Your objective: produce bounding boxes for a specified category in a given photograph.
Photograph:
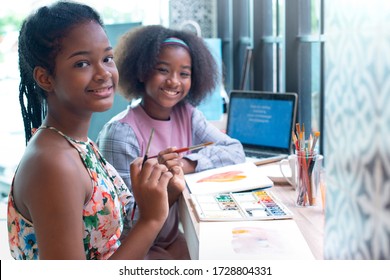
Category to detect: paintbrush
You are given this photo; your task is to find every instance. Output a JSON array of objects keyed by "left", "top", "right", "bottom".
[
  {"left": 148, "top": 142, "right": 214, "bottom": 159},
  {"left": 131, "top": 128, "right": 155, "bottom": 224},
  {"left": 292, "top": 132, "right": 299, "bottom": 150},
  {"left": 142, "top": 128, "right": 155, "bottom": 165},
  {"left": 311, "top": 131, "right": 320, "bottom": 153}
]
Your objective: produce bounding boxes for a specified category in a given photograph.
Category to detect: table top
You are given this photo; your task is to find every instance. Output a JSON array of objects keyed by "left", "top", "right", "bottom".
[
  {"left": 180, "top": 182, "right": 325, "bottom": 260},
  {"left": 270, "top": 185, "right": 325, "bottom": 259}
]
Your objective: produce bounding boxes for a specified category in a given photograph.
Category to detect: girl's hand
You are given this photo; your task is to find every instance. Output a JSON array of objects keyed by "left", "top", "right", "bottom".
[
  {"left": 157, "top": 147, "right": 186, "bottom": 204},
  {"left": 156, "top": 147, "right": 182, "bottom": 169},
  {"left": 167, "top": 166, "right": 185, "bottom": 205},
  {"left": 130, "top": 157, "right": 172, "bottom": 226}
]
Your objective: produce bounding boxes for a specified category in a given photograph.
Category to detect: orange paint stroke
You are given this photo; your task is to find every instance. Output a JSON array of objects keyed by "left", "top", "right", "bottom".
[{"left": 196, "top": 170, "right": 247, "bottom": 183}]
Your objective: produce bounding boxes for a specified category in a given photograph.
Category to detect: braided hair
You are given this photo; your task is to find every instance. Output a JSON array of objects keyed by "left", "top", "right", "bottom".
[{"left": 18, "top": 1, "right": 104, "bottom": 144}]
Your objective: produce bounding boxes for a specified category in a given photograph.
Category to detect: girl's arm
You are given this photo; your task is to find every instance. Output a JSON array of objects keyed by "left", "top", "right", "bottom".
[
  {"left": 109, "top": 158, "right": 171, "bottom": 259},
  {"left": 97, "top": 121, "right": 139, "bottom": 190},
  {"left": 16, "top": 146, "right": 92, "bottom": 259},
  {"left": 184, "top": 108, "right": 246, "bottom": 172}
]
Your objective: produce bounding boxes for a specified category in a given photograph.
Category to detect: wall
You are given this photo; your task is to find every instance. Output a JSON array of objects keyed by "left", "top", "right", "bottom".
[
  {"left": 324, "top": 0, "right": 390, "bottom": 259},
  {"left": 169, "top": 0, "right": 217, "bottom": 37}
]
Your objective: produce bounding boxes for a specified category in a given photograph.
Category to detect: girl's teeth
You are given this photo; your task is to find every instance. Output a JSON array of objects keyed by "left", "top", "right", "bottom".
[{"left": 164, "top": 90, "right": 177, "bottom": 95}]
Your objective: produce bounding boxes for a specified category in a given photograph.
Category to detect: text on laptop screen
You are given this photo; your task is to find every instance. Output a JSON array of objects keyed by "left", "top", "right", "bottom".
[{"left": 227, "top": 96, "right": 294, "bottom": 149}]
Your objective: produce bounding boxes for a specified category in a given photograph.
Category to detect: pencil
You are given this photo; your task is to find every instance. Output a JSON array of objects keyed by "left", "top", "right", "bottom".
[
  {"left": 148, "top": 142, "right": 214, "bottom": 159},
  {"left": 131, "top": 128, "right": 155, "bottom": 224}
]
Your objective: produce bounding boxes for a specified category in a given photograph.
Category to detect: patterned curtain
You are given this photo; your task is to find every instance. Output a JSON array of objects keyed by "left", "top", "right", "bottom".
[{"left": 324, "top": 0, "right": 390, "bottom": 259}]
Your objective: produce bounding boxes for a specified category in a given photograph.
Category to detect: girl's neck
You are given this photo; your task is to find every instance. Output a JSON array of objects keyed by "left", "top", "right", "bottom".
[
  {"left": 43, "top": 113, "right": 90, "bottom": 142},
  {"left": 140, "top": 100, "right": 172, "bottom": 121}
]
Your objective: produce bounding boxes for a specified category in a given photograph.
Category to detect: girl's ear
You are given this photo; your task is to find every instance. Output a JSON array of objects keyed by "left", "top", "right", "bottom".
[{"left": 33, "top": 66, "right": 54, "bottom": 93}]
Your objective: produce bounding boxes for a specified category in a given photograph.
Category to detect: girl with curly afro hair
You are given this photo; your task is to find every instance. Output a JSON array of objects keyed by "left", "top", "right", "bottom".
[{"left": 97, "top": 25, "right": 245, "bottom": 260}]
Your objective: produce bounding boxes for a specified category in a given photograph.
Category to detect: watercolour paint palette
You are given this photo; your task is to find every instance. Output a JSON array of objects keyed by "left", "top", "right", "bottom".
[{"left": 190, "top": 190, "right": 293, "bottom": 222}]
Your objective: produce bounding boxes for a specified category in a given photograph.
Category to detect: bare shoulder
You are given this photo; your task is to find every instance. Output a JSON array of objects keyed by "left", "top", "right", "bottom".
[
  {"left": 13, "top": 130, "right": 91, "bottom": 221},
  {"left": 11, "top": 130, "right": 92, "bottom": 258}
]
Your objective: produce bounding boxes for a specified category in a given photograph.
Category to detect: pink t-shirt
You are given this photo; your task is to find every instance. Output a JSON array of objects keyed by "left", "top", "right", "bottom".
[
  {"left": 119, "top": 103, "right": 194, "bottom": 158},
  {"left": 117, "top": 102, "right": 193, "bottom": 259}
]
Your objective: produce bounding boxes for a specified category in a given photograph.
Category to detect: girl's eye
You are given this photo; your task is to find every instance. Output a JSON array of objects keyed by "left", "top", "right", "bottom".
[
  {"left": 156, "top": 67, "right": 168, "bottom": 73},
  {"left": 104, "top": 56, "right": 114, "bottom": 63},
  {"left": 75, "top": 61, "right": 89, "bottom": 68},
  {"left": 181, "top": 72, "right": 191, "bottom": 77}
]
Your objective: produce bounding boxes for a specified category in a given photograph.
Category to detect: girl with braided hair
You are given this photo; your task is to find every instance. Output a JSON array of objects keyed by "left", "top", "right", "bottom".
[{"left": 7, "top": 1, "right": 172, "bottom": 260}]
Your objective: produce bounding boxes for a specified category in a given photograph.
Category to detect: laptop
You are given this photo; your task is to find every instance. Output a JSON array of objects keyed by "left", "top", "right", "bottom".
[{"left": 226, "top": 90, "right": 298, "bottom": 165}]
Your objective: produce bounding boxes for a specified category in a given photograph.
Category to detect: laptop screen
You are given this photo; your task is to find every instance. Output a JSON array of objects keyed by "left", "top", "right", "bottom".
[{"left": 226, "top": 91, "right": 297, "bottom": 153}]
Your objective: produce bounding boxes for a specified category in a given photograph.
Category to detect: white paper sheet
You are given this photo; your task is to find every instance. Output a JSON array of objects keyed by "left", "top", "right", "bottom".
[{"left": 198, "top": 219, "right": 314, "bottom": 260}]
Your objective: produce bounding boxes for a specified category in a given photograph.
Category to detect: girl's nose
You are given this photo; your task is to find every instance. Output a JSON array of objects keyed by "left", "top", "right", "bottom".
[
  {"left": 95, "top": 67, "right": 112, "bottom": 82},
  {"left": 166, "top": 74, "right": 179, "bottom": 86}
]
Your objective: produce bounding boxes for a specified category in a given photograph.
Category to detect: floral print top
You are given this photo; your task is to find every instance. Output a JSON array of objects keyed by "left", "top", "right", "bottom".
[{"left": 7, "top": 126, "right": 132, "bottom": 260}]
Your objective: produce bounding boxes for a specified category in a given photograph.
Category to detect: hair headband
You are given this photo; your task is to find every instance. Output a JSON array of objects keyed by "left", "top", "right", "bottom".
[{"left": 161, "top": 37, "right": 190, "bottom": 51}]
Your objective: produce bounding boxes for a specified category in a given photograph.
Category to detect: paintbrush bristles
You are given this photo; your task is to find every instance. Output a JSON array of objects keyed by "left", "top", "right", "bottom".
[
  {"left": 186, "top": 142, "right": 213, "bottom": 151},
  {"left": 311, "top": 131, "right": 320, "bottom": 152},
  {"left": 294, "top": 122, "right": 320, "bottom": 153},
  {"left": 296, "top": 123, "right": 301, "bottom": 136}
]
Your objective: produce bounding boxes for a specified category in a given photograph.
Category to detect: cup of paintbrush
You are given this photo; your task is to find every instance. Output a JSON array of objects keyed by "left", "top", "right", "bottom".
[{"left": 295, "top": 150, "right": 323, "bottom": 207}]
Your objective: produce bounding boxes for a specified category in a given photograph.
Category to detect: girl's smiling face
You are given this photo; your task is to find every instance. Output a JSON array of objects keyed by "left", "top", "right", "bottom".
[
  {"left": 46, "top": 21, "right": 118, "bottom": 116},
  {"left": 142, "top": 45, "right": 192, "bottom": 120}
]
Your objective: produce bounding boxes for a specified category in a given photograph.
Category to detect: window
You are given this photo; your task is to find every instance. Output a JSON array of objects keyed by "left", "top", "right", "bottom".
[
  {"left": 287, "top": 0, "right": 324, "bottom": 145},
  {"left": 217, "top": 0, "right": 324, "bottom": 154}
]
